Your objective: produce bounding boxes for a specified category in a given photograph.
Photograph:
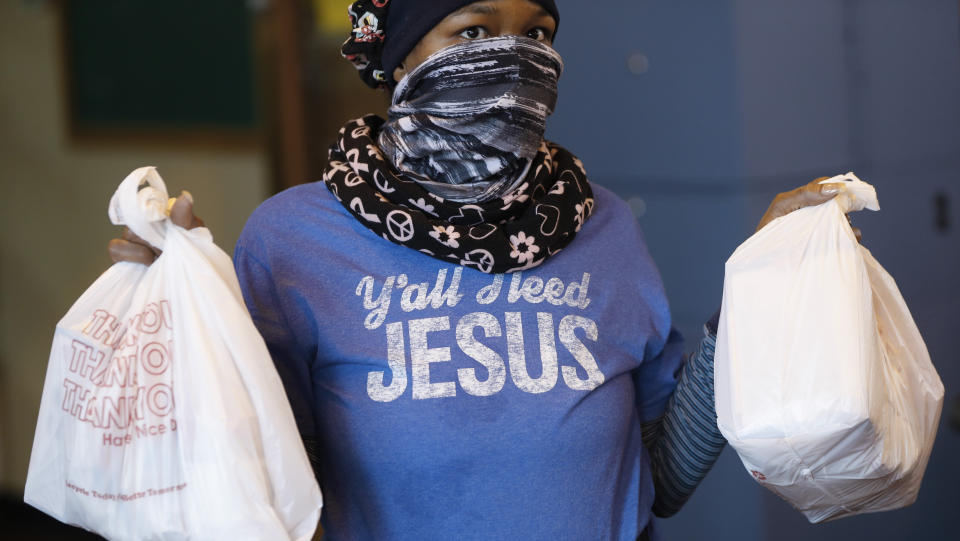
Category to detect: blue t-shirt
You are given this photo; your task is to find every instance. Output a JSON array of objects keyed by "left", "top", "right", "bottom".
[{"left": 234, "top": 182, "right": 685, "bottom": 540}]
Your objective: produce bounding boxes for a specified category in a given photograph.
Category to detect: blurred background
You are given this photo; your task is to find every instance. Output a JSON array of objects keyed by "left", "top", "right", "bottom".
[{"left": 0, "top": 0, "right": 957, "bottom": 539}]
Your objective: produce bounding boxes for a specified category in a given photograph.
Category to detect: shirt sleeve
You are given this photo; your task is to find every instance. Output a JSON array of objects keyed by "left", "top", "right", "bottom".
[
  {"left": 233, "top": 242, "right": 319, "bottom": 458},
  {"left": 641, "top": 325, "right": 727, "bottom": 518},
  {"left": 633, "top": 327, "right": 686, "bottom": 423}
]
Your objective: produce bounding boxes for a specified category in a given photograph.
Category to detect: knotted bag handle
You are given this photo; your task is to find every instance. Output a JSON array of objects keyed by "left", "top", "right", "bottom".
[
  {"left": 819, "top": 172, "right": 880, "bottom": 214},
  {"left": 108, "top": 166, "right": 170, "bottom": 251}
]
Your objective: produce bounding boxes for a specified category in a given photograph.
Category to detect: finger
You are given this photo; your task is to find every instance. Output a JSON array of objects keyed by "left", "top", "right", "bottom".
[
  {"left": 777, "top": 179, "right": 838, "bottom": 211},
  {"left": 846, "top": 213, "right": 864, "bottom": 243},
  {"left": 108, "top": 238, "right": 157, "bottom": 265},
  {"left": 757, "top": 178, "right": 838, "bottom": 232},
  {"left": 757, "top": 192, "right": 796, "bottom": 230},
  {"left": 122, "top": 227, "right": 161, "bottom": 256},
  {"left": 169, "top": 191, "right": 199, "bottom": 229},
  {"left": 799, "top": 180, "right": 845, "bottom": 206},
  {"left": 756, "top": 204, "right": 776, "bottom": 231}
]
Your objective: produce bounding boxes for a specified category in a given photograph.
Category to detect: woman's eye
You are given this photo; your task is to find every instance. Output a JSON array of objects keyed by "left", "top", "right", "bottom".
[
  {"left": 459, "top": 26, "right": 488, "bottom": 40},
  {"left": 527, "top": 27, "right": 551, "bottom": 42}
]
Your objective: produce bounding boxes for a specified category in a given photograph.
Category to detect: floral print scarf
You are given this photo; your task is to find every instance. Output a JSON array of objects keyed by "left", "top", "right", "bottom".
[{"left": 322, "top": 115, "right": 595, "bottom": 274}]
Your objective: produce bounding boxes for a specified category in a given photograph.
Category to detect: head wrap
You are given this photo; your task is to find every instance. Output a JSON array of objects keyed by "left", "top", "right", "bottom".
[{"left": 341, "top": 0, "right": 560, "bottom": 89}]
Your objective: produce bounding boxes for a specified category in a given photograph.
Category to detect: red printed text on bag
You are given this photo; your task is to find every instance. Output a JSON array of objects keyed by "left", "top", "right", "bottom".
[{"left": 59, "top": 301, "right": 177, "bottom": 444}]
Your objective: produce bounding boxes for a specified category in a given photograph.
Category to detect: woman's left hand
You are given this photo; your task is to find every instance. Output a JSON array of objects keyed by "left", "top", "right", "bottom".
[{"left": 756, "top": 177, "right": 863, "bottom": 241}]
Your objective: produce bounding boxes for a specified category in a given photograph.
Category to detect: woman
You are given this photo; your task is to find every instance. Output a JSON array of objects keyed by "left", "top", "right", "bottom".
[{"left": 110, "top": 1, "right": 847, "bottom": 539}]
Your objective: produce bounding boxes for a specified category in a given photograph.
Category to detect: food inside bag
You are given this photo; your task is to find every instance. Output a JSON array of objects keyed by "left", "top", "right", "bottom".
[
  {"left": 714, "top": 173, "right": 944, "bottom": 523},
  {"left": 24, "top": 167, "right": 322, "bottom": 540}
]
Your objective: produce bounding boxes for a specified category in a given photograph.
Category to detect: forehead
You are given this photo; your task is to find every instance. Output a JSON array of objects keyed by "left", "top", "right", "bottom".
[{"left": 449, "top": 0, "right": 554, "bottom": 20}]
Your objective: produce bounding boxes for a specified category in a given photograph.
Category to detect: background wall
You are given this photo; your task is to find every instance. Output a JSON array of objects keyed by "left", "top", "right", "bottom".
[
  {"left": 550, "top": 1, "right": 959, "bottom": 540},
  {"left": 0, "top": 0, "right": 269, "bottom": 493}
]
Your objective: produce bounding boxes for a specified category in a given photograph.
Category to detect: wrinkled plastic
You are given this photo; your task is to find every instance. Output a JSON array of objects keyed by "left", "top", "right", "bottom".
[
  {"left": 25, "top": 167, "right": 322, "bottom": 540},
  {"left": 714, "top": 173, "right": 944, "bottom": 523},
  {"left": 819, "top": 172, "right": 880, "bottom": 213}
]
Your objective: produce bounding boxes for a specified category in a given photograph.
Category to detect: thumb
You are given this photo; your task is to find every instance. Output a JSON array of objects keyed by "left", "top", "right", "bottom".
[
  {"left": 808, "top": 176, "right": 844, "bottom": 199},
  {"left": 168, "top": 191, "right": 202, "bottom": 229}
]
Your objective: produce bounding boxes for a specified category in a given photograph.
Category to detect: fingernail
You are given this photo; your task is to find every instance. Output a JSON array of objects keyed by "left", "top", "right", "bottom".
[
  {"left": 821, "top": 184, "right": 840, "bottom": 195},
  {"left": 180, "top": 190, "right": 194, "bottom": 204}
]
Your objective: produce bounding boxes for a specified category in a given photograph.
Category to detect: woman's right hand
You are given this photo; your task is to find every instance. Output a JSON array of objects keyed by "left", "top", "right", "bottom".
[{"left": 107, "top": 191, "right": 204, "bottom": 265}]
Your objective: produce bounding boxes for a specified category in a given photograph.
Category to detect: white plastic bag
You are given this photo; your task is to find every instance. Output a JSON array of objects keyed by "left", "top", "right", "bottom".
[
  {"left": 25, "top": 167, "right": 322, "bottom": 540},
  {"left": 714, "top": 173, "right": 944, "bottom": 523}
]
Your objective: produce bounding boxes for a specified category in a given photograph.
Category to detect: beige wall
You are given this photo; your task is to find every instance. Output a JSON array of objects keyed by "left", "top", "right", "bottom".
[{"left": 0, "top": 2, "right": 270, "bottom": 491}]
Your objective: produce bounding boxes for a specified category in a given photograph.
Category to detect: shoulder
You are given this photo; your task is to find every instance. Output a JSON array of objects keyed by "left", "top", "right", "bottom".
[
  {"left": 242, "top": 182, "right": 341, "bottom": 235},
  {"left": 566, "top": 181, "right": 666, "bottom": 301},
  {"left": 589, "top": 182, "right": 635, "bottom": 225},
  {"left": 579, "top": 182, "right": 649, "bottom": 252},
  {"left": 234, "top": 181, "right": 378, "bottom": 279},
  {"left": 236, "top": 182, "right": 347, "bottom": 256}
]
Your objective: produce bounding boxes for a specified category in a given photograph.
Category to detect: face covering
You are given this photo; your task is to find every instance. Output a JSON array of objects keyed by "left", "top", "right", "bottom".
[{"left": 378, "top": 36, "right": 563, "bottom": 203}]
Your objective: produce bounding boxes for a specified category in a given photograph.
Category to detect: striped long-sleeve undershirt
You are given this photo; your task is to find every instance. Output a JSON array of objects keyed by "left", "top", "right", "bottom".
[{"left": 641, "top": 323, "right": 727, "bottom": 518}]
